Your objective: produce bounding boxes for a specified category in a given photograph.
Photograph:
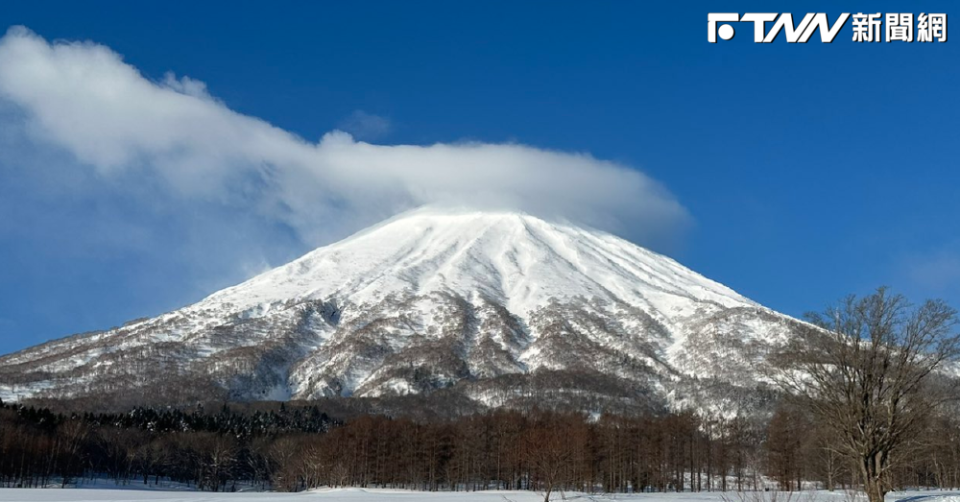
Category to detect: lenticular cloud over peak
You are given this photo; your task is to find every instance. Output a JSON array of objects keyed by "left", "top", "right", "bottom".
[{"left": 0, "top": 26, "right": 689, "bottom": 249}]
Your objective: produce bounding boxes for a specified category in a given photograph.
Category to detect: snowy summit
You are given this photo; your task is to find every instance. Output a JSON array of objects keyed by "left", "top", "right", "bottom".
[{"left": 0, "top": 209, "right": 807, "bottom": 412}]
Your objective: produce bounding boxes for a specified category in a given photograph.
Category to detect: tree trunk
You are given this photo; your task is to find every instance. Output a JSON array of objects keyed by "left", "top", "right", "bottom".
[
  {"left": 861, "top": 456, "right": 888, "bottom": 502},
  {"left": 865, "top": 478, "right": 886, "bottom": 502}
]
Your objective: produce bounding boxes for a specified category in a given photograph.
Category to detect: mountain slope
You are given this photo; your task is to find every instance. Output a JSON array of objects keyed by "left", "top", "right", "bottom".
[{"left": 0, "top": 208, "right": 805, "bottom": 412}]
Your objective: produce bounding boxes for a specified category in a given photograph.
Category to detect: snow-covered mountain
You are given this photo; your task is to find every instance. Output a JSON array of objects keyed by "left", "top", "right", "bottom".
[{"left": 0, "top": 208, "right": 807, "bottom": 412}]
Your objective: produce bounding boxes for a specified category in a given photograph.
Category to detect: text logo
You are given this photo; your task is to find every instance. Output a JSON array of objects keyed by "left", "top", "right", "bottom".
[{"left": 708, "top": 13, "right": 947, "bottom": 43}]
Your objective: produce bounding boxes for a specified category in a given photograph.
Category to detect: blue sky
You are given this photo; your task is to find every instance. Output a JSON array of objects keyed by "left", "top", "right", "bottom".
[{"left": 0, "top": 1, "right": 958, "bottom": 354}]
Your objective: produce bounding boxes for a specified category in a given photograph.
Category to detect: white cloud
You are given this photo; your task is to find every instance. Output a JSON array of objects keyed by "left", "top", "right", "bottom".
[
  {"left": 0, "top": 26, "right": 689, "bottom": 259},
  {"left": 338, "top": 110, "right": 392, "bottom": 140}
]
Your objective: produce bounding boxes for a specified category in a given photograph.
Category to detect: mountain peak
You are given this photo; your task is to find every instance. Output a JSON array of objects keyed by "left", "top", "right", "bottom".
[
  {"left": 0, "top": 207, "right": 794, "bottom": 410},
  {"left": 198, "top": 207, "right": 754, "bottom": 321}
]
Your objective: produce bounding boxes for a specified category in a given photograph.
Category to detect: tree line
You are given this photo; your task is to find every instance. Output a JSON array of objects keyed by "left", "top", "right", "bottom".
[
  {"left": 2, "top": 398, "right": 960, "bottom": 495},
  {"left": 0, "top": 401, "right": 336, "bottom": 491}
]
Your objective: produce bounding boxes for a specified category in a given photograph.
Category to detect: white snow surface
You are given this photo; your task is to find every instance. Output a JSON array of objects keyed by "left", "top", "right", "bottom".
[
  {"left": 0, "top": 488, "right": 952, "bottom": 502},
  {"left": 196, "top": 207, "right": 755, "bottom": 333}
]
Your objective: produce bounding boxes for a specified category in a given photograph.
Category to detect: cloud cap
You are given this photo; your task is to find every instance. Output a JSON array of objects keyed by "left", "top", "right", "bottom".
[{"left": 0, "top": 26, "right": 689, "bottom": 251}]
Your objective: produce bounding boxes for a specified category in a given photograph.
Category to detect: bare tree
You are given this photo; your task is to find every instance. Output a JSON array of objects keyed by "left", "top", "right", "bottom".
[
  {"left": 774, "top": 288, "right": 960, "bottom": 502},
  {"left": 523, "top": 419, "right": 573, "bottom": 502}
]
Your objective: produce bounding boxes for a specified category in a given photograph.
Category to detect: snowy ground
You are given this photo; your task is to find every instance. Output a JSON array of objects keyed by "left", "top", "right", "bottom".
[{"left": 0, "top": 489, "right": 957, "bottom": 502}]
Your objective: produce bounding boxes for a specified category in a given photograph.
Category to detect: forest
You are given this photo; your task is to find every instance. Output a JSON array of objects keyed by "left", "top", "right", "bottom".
[
  {"left": 3, "top": 289, "right": 959, "bottom": 501},
  {"left": 3, "top": 398, "right": 960, "bottom": 495}
]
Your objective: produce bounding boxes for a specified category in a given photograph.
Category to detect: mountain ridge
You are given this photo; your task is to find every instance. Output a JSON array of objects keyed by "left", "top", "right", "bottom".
[{"left": 0, "top": 208, "right": 803, "bottom": 413}]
